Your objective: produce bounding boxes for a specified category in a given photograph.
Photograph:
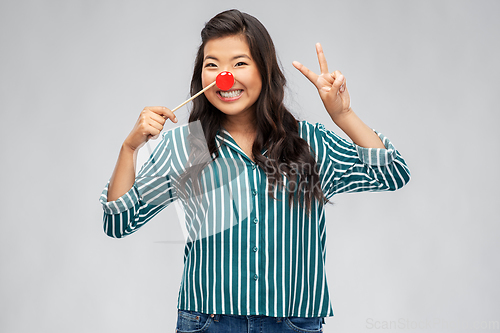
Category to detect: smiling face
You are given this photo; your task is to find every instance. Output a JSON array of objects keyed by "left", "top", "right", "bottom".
[{"left": 202, "top": 35, "right": 262, "bottom": 124}]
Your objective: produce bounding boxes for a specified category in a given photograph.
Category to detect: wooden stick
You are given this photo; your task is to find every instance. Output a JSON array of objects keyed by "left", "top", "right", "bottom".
[{"left": 171, "top": 81, "right": 216, "bottom": 112}]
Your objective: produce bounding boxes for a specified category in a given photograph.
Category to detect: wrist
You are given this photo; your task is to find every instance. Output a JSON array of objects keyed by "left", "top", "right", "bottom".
[
  {"left": 329, "top": 107, "right": 354, "bottom": 125},
  {"left": 121, "top": 141, "right": 139, "bottom": 155}
]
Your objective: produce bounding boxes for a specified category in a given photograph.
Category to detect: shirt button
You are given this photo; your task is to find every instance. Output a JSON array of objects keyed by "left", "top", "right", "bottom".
[
  {"left": 253, "top": 246, "right": 258, "bottom": 252},
  {"left": 253, "top": 274, "right": 258, "bottom": 280},
  {"left": 251, "top": 164, "right": 256, "bottom": 170},
  {"left": 252, "top": 190, "right": 257, "bottom": 196},
  {"left": 253, "top": 218, "right": 258, "bottom": 224}
]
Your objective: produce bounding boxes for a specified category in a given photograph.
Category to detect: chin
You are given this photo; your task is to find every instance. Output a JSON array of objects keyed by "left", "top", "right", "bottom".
[
  {"left": 210, "top": 102, "right": 242, "bottom": 115},
  {"left": 217, "top": 108, "right": 243, "bottom": 117}
]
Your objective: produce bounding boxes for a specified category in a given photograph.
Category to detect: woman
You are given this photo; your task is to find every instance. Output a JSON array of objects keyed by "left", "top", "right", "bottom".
[{"left": 100, "top": 9, "right": 410, "bottom": 333}]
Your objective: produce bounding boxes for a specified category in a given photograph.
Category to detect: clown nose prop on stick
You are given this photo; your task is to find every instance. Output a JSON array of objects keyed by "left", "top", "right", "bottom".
[{"left": 171, "top": 71, "right": 234, "bottom": 112}]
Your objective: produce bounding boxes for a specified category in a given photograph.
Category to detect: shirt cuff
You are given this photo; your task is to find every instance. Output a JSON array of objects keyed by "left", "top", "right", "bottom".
[
  {"left": 355, "top": 130, "right": 397, "bottom": 166},
  {"left": 99, "top": 180, "right": 140, "bottom": 215}
]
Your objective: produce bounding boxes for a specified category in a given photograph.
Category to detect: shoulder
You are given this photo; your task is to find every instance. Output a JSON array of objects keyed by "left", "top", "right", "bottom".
[
  {"left": 297, "top": 120, "right": 337, "bottom": 143},
  {"left": 162, "top": 123, "right": 190, "bottom": 137},
  {"left": 161, "top": 123, "right": 191, "bottom": 143},
  {"left": 297, "top": 119, "right": 315, "bottom": 131},
  {"left": 297, "top": 120, "right": 315, "bottom": 139}
]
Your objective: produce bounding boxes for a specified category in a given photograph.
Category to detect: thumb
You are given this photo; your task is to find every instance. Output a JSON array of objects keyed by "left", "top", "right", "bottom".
[{"left": 330, "top": 73, "right": 344, "bottom": 94}]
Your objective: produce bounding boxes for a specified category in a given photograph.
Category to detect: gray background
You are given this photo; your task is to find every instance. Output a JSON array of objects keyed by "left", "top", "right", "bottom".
[{"left": 1, "top": 0, "right": 499, "bottom": 332}]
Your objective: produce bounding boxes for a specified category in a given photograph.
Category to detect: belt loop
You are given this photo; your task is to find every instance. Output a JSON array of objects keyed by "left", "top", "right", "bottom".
[
  {"left": 276, "top": 317, "right": 282, "bottom": 323},
  {"left": 211, "top": 314, "right": 220, "bottom": 322},
  {"left": 321, "top": 317, "right": 325, "bottom": 324}
]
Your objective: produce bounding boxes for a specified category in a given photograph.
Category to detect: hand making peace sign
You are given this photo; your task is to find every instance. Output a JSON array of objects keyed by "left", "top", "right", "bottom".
[{"left": 293, "top": 43, "right": 351, "bottom": 119}]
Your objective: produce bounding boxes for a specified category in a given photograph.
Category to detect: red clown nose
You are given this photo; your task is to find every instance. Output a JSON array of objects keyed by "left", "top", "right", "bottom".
[{"left": 216, "top": 71, "right": 234, "bottom": 90}]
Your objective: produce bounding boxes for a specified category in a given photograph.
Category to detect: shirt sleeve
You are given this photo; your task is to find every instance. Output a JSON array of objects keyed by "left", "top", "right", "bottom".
[
  {"left": 314, "top": 122, "right": 411, "bottom": 200},
  {"left": 99, "top": 130, "right": 178, "bottom": 238}
]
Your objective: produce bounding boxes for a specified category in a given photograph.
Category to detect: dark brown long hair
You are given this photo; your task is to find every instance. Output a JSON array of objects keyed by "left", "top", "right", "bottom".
[{"left": 178, "top": 9, "right": 329, "bottom": 213}]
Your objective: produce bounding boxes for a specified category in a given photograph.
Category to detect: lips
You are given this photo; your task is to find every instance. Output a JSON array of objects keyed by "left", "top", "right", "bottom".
[{"left": 217, "top": 89, "right": 243, "bottom": 102}]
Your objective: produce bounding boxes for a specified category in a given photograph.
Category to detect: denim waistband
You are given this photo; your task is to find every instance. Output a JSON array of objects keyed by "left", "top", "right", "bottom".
[{"left": 208, "top": 313, "right": 325, "bottom": 324}]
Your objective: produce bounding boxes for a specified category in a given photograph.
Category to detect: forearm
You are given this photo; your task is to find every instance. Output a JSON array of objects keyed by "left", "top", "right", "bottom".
[
  {"left": 107, "top": 144, "right": 138, "bottom": 202},
  {"left": 329, "top": 108, "right": 385, "bottom": 149}
]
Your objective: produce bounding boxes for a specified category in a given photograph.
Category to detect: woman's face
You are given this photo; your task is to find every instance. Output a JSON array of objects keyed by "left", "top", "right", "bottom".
[{"left": 202, "top": 35, "right": 262, "bottom": 120}]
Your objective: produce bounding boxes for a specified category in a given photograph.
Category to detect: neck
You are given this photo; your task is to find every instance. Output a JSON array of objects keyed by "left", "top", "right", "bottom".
[{"left": 222, "top": 110, "right": 257, "bottom": 135}]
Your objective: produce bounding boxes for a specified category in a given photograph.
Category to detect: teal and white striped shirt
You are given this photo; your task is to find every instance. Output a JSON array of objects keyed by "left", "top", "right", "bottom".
[{"left": 100, "top": 120, "right": 410, "bottom": 318}]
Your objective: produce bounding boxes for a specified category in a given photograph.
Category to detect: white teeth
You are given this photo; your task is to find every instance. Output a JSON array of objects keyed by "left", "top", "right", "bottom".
[{"left": 219, "top": 90, "right": 242, "bottom": 98}]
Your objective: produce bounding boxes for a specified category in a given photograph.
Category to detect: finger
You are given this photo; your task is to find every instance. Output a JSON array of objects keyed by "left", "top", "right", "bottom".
[
  {"left": 331, "top": 72, "right": 345, "bottom": 94},
  {"left": 144, "top": 106, "right": 167, "bottom": 116},
  {"left": 340, "top": 77, "right": 347, "bottom": 93},
  {"left": 292, "top": 61, "right": 319, "bottom": 86},
  {"left": 316, "top": 43, "right": 329, "bottom": 75},
  {"left": 147, "top": 127, "right": 161, "bottom": 140},
  {"left": 145, "top": 106, "right": 175, "bottom": 120},
  {"left": 147, "top": 111, "right": 167, "bottom": 126},
  {"left": 329, "top": 71, "right": 346, "bottom": 92},
  {"left": 149, "top": 119, "right": 163, "bottom": 131},
  {"left": 335, "top": 71, "right": 346, "bottom": 93},
  {"left": 330, "top": 70, "right": 343, "bottom": 80},
  {"left": 145, "top": 106, "right": 177, "bottom": 123},
  {"left": 331, "top": 71, "right": 347, "bottom": 93},
  {"left": 162, "top": 107, "right": 178, "bottom": 123},
  {"left": 333, "top": 70, "right": 343, "bottom": 78}
]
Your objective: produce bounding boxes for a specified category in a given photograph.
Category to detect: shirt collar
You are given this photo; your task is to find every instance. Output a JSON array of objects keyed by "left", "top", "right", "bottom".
[{"left": 215, "top": 128, "right": 268, "bottom": 160}]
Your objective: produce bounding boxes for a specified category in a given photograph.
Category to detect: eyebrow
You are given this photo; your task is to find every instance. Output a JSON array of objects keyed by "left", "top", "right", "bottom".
[{"left": 204, "top": 54, "right": 251, "bottom": 61}]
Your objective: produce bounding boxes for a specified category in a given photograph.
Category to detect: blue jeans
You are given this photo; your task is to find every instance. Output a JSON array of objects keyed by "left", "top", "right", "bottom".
[{"left": 175, "top": 309, "right": 325, "bottom": 333}]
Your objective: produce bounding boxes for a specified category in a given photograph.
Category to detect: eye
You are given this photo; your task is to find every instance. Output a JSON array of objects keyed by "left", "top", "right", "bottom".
[
  {"left": 204, "top": 63, "right": 217, "bottom": 68},
  {"left": 235, "top": 62, "right": 248, "bottom": 67}
]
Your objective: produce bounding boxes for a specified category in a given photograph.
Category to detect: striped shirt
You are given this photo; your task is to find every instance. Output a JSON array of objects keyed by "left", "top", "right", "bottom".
[{"left": 99, "top": 120, "right": 410, "bottom": 318}]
